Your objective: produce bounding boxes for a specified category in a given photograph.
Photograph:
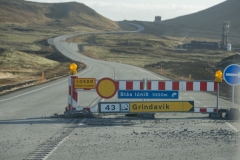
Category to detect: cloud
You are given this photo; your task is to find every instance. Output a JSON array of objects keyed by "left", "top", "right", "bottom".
[{"left": 26, "top": 0, "right": 209, "bottom": 21}]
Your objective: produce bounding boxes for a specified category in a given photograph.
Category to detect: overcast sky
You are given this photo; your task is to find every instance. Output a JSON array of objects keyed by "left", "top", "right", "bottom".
[{"left": 27, "top": 0, "right": 226, "bottom": 21}]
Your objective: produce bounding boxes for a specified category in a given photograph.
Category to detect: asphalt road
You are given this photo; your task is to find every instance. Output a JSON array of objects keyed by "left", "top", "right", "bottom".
[{"left": 0, "top": 23, "right": 239, "bottom": 160}]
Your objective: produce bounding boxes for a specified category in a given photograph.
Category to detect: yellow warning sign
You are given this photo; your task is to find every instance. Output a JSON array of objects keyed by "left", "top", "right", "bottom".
[
  {"left": 75, "top": 78, "right": 96, "bottom": 89},
  {"left": 130, "top": 101, "right": 194, "bottom": 113}
]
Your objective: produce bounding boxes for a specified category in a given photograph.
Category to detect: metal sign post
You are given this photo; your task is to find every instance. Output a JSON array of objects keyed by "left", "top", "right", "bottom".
[
  {"left": 232, "top": 85, "right": 235, "bottom": 108},
  {"left": 217, "top": 83, "right": 219, "bottom": 112},
  {"left": 71, "top": 78, "right": 73, "bottom": 113}
]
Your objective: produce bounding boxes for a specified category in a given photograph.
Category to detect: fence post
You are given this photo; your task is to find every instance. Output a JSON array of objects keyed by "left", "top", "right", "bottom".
[
  {"left": 71, "top": 77, "right": 73, "bottom": 114},
  {"left": 144, "top": 78, "right": 146, "bottom": 101}
]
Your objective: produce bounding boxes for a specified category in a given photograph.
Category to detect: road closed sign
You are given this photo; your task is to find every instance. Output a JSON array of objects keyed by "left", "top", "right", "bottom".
[
  {"left": 96, "top": 78, "right": 117, "bottom": 99},
  {"left": 75, "top": 78, "right": 96, "bottom": 89}
]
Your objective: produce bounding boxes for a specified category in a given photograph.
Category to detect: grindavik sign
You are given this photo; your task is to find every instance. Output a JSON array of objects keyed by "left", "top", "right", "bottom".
[{"left": 129, "top": 101, "right": 194, "bottom": 113}]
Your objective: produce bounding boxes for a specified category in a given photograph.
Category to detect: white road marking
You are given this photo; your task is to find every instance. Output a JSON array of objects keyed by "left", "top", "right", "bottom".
[
  {"left": 43, "top": 118, "right": 87, "bottom": 160},
  {"left": 79, "top": 118, "right": 87, "bottom": 126},
  {"left": 43, "top": 136, "right": 69, "bottom": 160},
  {"left": 196, "top": 101, "right": 201, "bottom": 104},
  {"left": 226, "top": 122, "right": 239, "bottom": 132},
  {"left": 0, "top": 65, "right": 92, "bottom": 102},
  {"left": 139, "top": 68, "right": 163, "bottom": 80},
  {"left": 190, "top": 97, "right": 194, "bottom": 99},
  {"left": 114, "top": 67, "right": 118, "bottom": 73}
]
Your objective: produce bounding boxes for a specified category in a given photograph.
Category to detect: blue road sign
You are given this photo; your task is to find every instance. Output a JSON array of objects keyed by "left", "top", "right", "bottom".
[
  {"left": 118, "top": 90, "right": 179, "bottom": 99},
  {"left": 223, "top": 64, "right": 240, "bottom": 85}
]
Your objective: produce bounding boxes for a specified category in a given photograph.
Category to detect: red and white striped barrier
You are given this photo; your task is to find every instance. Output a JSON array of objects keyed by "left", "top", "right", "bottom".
[
  {"left": 147, "top": 81, "right": 217, "bottom": 91},
  {"left": 67, "top": 77, "right": 219, "bottom": 114},
  {"left": 115, "top": 80, "right": 144, "bottom": 90},
  {"left": 68, "top": 76, "right": 78, "bottom": 111},
  {"left": 68, "top": 76, "right": 94, "bottom": 112},
  {"left": 194, "top": 108, "right": 217, "bottom": 113},
  {"left": 67, "top": 78, "right": 144, "bottom": 112}
]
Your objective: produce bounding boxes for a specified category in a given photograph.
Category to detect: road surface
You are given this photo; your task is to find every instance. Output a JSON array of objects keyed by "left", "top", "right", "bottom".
[{"left": 0, "top": 23, "right": 239, "bottom": 160}]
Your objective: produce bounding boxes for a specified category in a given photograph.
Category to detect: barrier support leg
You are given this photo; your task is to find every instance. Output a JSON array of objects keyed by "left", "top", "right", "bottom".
[{"left": 209, "top": 83, "right": 222, "bottom": 119}]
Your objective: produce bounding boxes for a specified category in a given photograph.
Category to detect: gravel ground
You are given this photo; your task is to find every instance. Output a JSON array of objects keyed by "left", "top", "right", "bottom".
[{"left": 45, "top": 114, "right": 240, "bottom": 160}]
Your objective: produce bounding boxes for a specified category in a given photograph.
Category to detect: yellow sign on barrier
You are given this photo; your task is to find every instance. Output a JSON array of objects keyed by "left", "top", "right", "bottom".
[
  {"left": 129, "top": 101, "right": 194, "bottom": 113},
  {"left": 75, "top": 78, "right": 96, "bottom": 89}
]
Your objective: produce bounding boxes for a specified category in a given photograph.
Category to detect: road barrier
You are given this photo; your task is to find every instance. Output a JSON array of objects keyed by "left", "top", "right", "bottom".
[
  {"left": 67, "top": 76, "right": 145, "bottom": 112},
  {"left": 147, "top": 80, "right": 218, "bottom": 114},
  {"left": 115, "top": 81, "right": 144, "bottom": 90},
  {"left": 147, "top": 81, "right": 217, "bottom": 91},
  {"left": 68, "top": 76, "right": 78, "bottom": 111},
  {"left": 66, "top": 76, "right": 220, "bottom": 117}
]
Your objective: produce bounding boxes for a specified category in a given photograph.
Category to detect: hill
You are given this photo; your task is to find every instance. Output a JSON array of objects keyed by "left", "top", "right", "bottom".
[
  {"left": 129, "top": 0, "right": 240, "bottom": 42},
  {"left": 0, "top": 0, "right": 119, "bottom": 30},
  {"left": 1, "top": 0, "right": 117, "bottom": 94},
  {"left": 163, "top": 0, "right": 240, "bottom": 39}
]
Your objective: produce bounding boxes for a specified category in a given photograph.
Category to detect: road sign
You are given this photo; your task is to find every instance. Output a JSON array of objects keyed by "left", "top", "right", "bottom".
[
  {"left": 118, "top": 90, "right": 179, "bottom": 99},
  {"left": 223, "top": 64, "right": 240, "bottom": 85},
  {"left": 129, "top": 101, "right": 194, "bottom": 113},
  {"left": 75, "top": 78, "right": 96, "bottom": 89},
  {"left": 96, "top": 78, "right": 117, "bottom": 99},
  {"left": 99, "top": 102, "right": 120, "bottom": 113},
  {"left": 98, "top": 101, "right": 194, "bottom": 113},
  {"left": 120, "top": 103, "right": 130, "bottom": 112}
]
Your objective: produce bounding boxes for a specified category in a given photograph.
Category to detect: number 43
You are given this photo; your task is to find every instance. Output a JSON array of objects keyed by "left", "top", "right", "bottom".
[{"left": 105, "top": 105, "right": 115, "bottom": 110}]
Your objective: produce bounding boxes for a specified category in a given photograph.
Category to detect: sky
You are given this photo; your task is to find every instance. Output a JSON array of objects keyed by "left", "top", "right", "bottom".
[{"left": 27, "top": 0, "right": 226, "bottom": 21}]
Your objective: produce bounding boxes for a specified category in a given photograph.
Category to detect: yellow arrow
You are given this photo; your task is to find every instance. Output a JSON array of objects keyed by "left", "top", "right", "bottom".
[{"left": 130, "top": 101, "right": 194, "bottom": 113}]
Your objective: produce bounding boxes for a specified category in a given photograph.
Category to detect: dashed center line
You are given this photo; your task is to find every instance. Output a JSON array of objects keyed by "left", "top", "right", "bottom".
[{"left": 196, "top": 100, "right": 201, "bottom": 104}]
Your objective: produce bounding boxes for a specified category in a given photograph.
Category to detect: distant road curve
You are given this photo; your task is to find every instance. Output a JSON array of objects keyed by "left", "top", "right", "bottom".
[{"left": 48, "top": 22, "right": 144, "bottom": 46}]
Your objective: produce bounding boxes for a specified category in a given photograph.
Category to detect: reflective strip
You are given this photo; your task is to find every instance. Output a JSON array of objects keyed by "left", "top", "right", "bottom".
[
  {"left": 193, "top": 82, "right": 200, "bottom": 91},
  {"left": 119, "top": 81, "right": 126, "bottom": 90},
  {"left": 194, "top": 108, "right": 217, "bottom": 113},
  {"left": 133, "top": 81, "right": 140, "bottom": 90},
  {"left": 118, "top": 81, "right": 144, "bottom": 90},
  {"left": 166, "top": 81, "right": 172, "bottom": 90}
]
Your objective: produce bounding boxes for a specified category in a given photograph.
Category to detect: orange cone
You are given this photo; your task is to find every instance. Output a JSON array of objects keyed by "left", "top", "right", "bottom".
[{"left": 41, "top": 71, "right": 45, "bottom": 83}]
